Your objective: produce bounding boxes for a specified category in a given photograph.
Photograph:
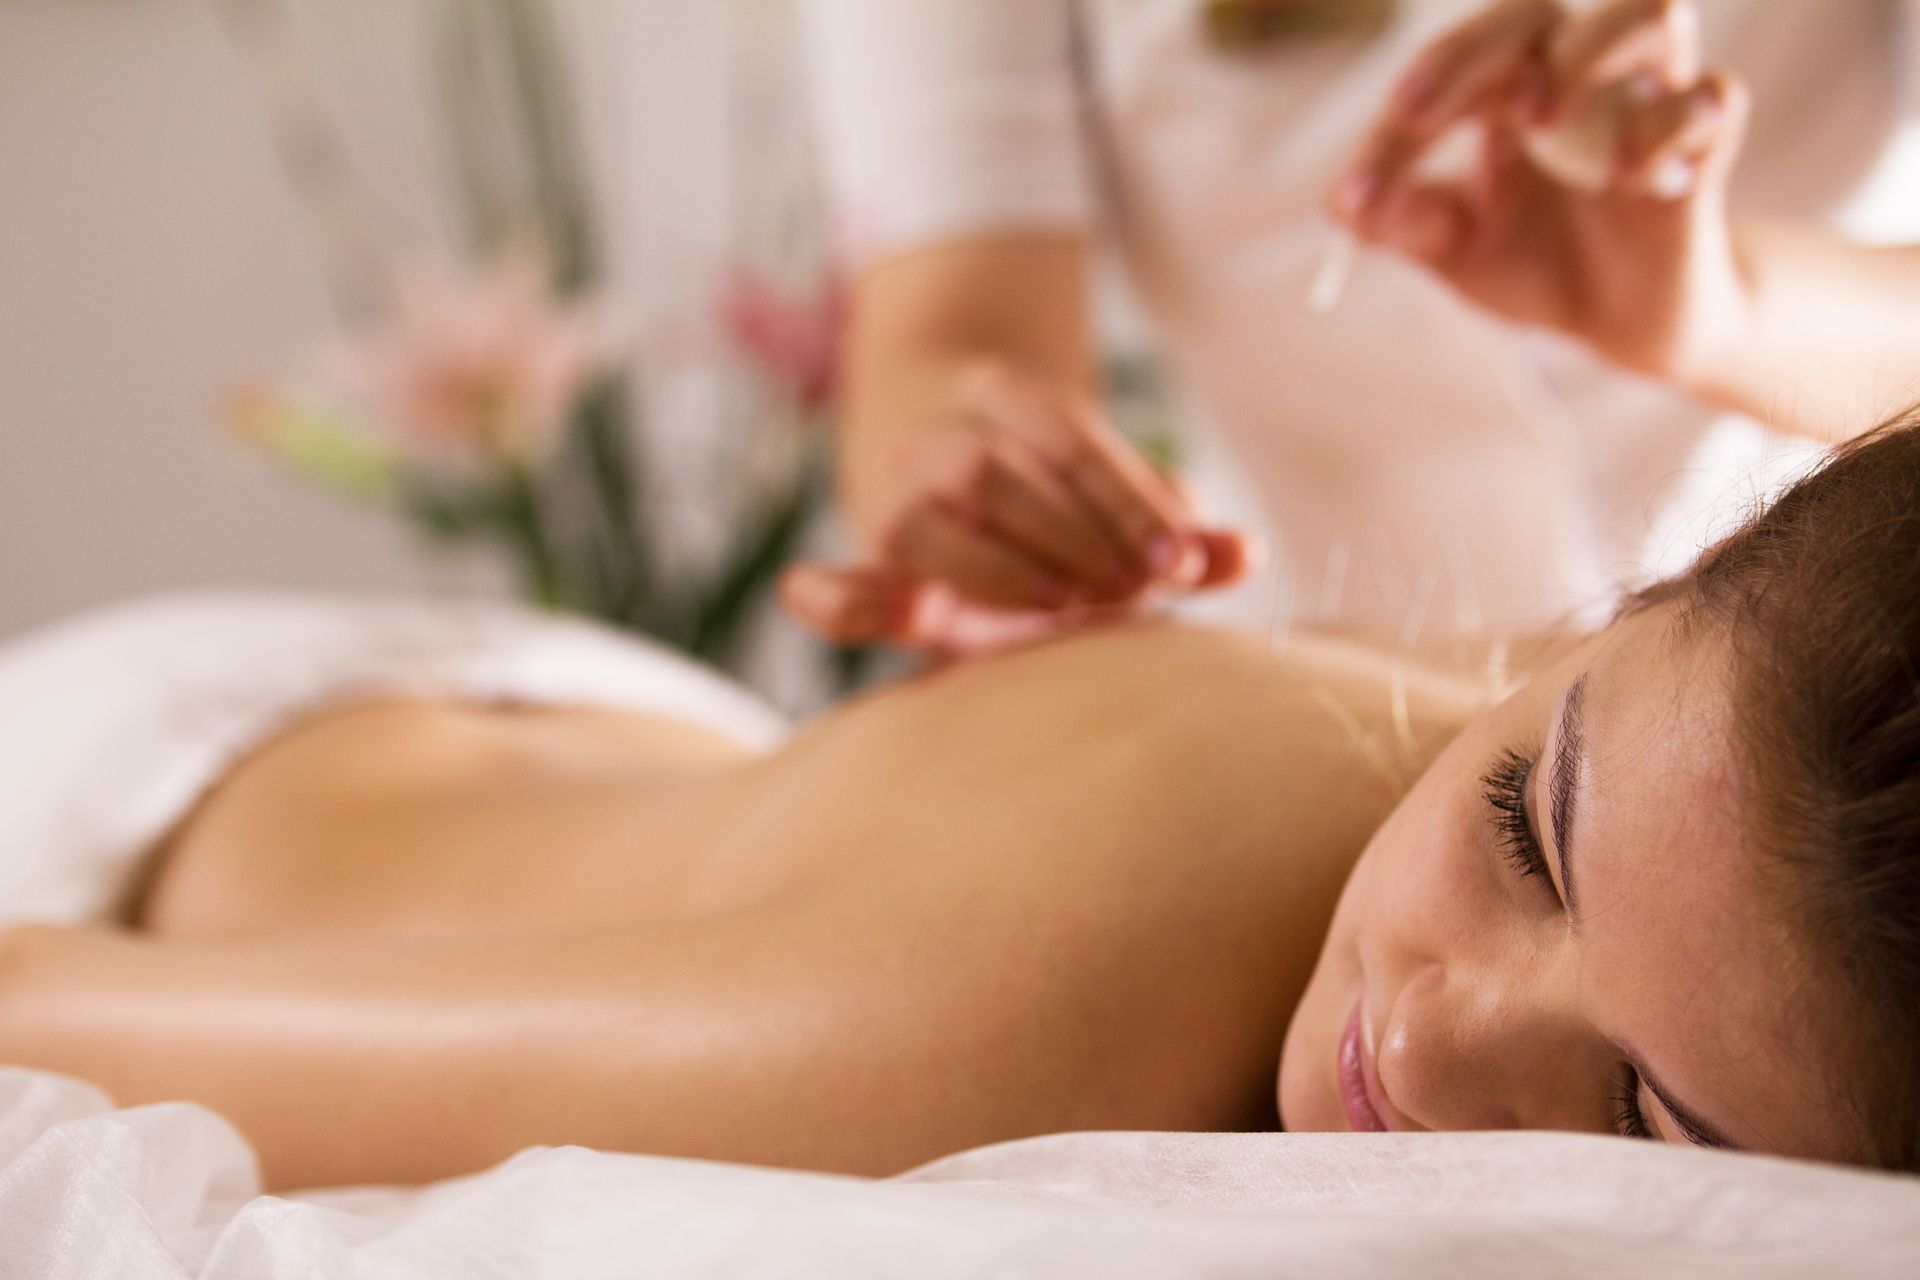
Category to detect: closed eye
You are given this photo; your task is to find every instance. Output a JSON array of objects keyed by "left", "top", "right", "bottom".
[
  {"left": 1482, "top": 747, "right": 1554, "bottom": 886},
  {"left": 1611, "top": 1067, "right": 1655, "bottom": 1141}
]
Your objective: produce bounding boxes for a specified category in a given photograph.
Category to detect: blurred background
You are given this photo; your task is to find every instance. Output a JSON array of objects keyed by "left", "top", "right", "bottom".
[{"left": 1, "top": 0, "right": 886, "bottom": 704}]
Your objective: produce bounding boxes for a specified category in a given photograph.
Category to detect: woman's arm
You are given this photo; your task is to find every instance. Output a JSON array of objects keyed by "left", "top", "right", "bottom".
[
  {"left": 1684, "top": 222, "right": 1920, "bottom": 443},
  {"left": 837, "top": 234, "right": 1098, "bottom": 547},
  {"left": 0, "top": 910, "right": 1010, "bottom": 1189},
  {"left": 798, "top": 0, "right": 1248, "bottom": 644},
  {"left": 789, "top": 236, "right": 1252, "bottom": 654}
]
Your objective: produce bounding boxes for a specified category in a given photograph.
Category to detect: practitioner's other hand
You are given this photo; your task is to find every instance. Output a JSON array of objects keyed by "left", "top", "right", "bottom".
[
  {"left": 1331, "top": 0, "right": 1753, "bottom": 387},
  {"left": 782, "top": 361, "right": 1253, "bottom": 659}
]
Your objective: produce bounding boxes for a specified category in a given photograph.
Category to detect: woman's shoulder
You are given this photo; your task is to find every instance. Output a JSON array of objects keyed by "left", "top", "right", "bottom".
[
  {"left": 955, "top": 619, "right": 1495, "bottom": 737},
  {"left": 803, "top": 620, "right": 1494, "bottom": 822}
]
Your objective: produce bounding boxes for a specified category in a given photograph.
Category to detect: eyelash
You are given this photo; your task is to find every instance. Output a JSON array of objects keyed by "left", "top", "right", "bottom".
[
  {"left": 1481, "top": 747, "right": 1552, "bottom": 882},
  {"left": 1485, "top": 750, "right": 1656, "bottom": 1144},
  {"left": 1611, "top": 1069, "right": 1654, "bottom": 1141}
]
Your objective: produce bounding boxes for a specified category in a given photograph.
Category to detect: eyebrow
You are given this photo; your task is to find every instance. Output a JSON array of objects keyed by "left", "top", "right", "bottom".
[
  {"left": 1549, "top": 673, "right": 1746, "bottom": 1154},
  {"left": 1547, "top": 675, "right": 1586, "bottom": 920}
]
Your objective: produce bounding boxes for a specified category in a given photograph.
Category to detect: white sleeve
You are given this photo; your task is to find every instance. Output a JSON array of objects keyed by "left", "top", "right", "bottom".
[{"left": 800, "top": 0, "right": 1096, "bottom": 262}]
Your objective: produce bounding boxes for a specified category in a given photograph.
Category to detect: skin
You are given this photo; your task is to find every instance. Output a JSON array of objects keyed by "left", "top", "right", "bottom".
[
  {"left": 1335, "top": 0, "right": 1920, "bottom": 443},
  {"left": 0, "top": 623, "right": 1474, "bottom": 1189},
  {"left": 1283, "top": 602, "right": 1860, "bottom": 1160},
  {"left": 0, "top": 605, "right": 1871, "bottom": 1190}
]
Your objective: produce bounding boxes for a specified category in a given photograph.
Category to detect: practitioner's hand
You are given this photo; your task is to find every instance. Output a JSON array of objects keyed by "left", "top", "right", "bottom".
[
  {"left": 1331, "top": 0, "right": 1754, "bottom": 387},
  {"left": 783, "top": 362, "right": 1253, "bottom": 658}
]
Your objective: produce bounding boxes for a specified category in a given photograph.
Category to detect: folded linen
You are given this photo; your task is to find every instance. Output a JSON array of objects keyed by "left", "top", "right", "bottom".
[{"left": 0, "top": 591, "right": 789, "bottom": 927}]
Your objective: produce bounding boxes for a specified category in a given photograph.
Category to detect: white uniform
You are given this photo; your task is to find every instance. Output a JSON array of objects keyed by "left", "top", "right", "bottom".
[{"left": 804, "top": 0, "right": 1920, "bottom": 640}]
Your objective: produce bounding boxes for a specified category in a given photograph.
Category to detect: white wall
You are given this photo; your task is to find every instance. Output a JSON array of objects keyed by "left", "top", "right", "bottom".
[
  {"left": 1, "top": 0, "right": 453, "bottom": 639},
  {"left": 0, "top": 0, "right": 806, "bottom": 644}
]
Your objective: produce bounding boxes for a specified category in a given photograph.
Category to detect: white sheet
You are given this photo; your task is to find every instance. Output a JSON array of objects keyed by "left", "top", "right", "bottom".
[{"left": 4, "top": 1067, "right": 1915, "bottom": 1278}]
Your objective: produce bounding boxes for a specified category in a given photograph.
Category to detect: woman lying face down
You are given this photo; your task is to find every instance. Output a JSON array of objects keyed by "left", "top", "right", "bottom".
[
  {"left": 1290, "top": 413, "right": 1920, "bottom": 1167},
  {"left": 3, "top": 419, "right": 1917, "bottom": 1188},
  {"left": 1288, "top": 599, "right": 1854, "bottom": 1155}
]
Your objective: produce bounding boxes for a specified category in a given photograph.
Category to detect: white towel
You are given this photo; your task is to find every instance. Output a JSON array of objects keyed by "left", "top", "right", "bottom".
[
  {"left": 3, "top": 1064, "right": 1918, "bottom": 1277},
  {"left": 0, "top": 591, "right": 789, "bottom": 927}
]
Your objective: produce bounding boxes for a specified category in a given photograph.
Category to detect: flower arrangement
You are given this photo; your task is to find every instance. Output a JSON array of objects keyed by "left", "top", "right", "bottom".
[{"left": 214, "top": 0, "right": 841, "bottom": 671}]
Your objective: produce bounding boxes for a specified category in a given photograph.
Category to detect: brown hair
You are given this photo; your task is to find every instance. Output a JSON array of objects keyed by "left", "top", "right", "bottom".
[{"left": 1628, "top": 409, "right": 1920, "bottom": 1170}]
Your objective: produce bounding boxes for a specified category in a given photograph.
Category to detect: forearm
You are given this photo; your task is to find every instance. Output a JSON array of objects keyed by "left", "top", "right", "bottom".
[
  {"left": 838, "top": 233, "right": 1098, "bottom": 544},
  {"left": 0, "top": 920, "right": 863, "bottom": 1189},
  {"left": 1687, "top": 221, "right": 1920, "bottom": 442}
]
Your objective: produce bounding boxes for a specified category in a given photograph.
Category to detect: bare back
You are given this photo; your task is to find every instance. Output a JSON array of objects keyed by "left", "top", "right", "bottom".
[{"left": 108, "top": 624, "right": 1483, "bottom": 1182}]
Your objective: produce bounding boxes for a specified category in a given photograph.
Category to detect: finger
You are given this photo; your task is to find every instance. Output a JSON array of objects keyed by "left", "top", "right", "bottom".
[
  {"left": 907, "top": 416, "right": 1132, "bottom": 592},
  {"left": 1623, "top": 70, "right": 1750, "bottom": 196},
  {"left": 970, "top": 432, "right": 1142, "bottom": 597},
  {"left": 1194, "top": 528, "right": 1260, "bottom": 588},
  {"left": 1353, "top": 181, "right": 1476, "bottom": 269},
  {"left": 1331, "top": 125, "right": 1427, "bottom": 223},
  {"left": 1337, "top": 86, "right": 1523, "bottom": 223},
  {"left": 1545, "top": 0, "right": 1700, "bottom": 118},
  {"left": 1336, "top": 1, "right": 1557, "bottom": 218},
  {"left": 1692, "top": 69, "right": 1751, "bottom": 183},
  {"left": 778, "top": 562, "right": 916, "bottom": 644},
  {"left": 885, "top": 503, "right": 1069, "bottom": 610},
  {"left": 956, "top": 364, "right": 1192, "bottom": 576},
  {"left": 1615, "top": 72, "right": 1738, "bottom": 198},
  {"left": 1388, "top": 0, "right": 1559, "bottom": 132}
]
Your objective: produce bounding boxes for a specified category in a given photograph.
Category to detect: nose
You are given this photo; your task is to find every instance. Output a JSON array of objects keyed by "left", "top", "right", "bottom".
[{"left": 1378, "top": 953, "right": 1601, "bottom": 1132}]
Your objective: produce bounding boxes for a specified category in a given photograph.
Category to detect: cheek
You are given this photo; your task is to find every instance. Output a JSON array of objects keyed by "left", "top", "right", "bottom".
[
  {"left": 1277, "top": 753, "right": 1486, "bottom": 1126},
  {"left": 1347, "top": 760, "right": 1487, "bottom": 921},
  {"left": 1277, "top": 712, "right": 1536, "bottom": 1127},
  {"left": 1321, "top": 734, "right": 1522, "bottom": 1007}
]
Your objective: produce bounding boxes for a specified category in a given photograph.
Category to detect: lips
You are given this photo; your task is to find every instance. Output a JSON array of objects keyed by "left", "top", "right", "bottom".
[{"left": 1337, "top": 998, "right": 1394, "bottom": 1132}]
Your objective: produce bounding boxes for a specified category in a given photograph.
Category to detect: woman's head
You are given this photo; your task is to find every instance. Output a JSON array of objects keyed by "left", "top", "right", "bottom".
[{"left": 1280, "top": 411, "right": 1920, "bottom": 1169}]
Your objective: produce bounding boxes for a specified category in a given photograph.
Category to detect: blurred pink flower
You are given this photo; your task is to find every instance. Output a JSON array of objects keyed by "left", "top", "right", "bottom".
[
  {"left": 717, "top": 265, "right": 845, "bottom": 415},
  {"left": 325, "top": 250, "right": 620, "bottom": 466}
]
